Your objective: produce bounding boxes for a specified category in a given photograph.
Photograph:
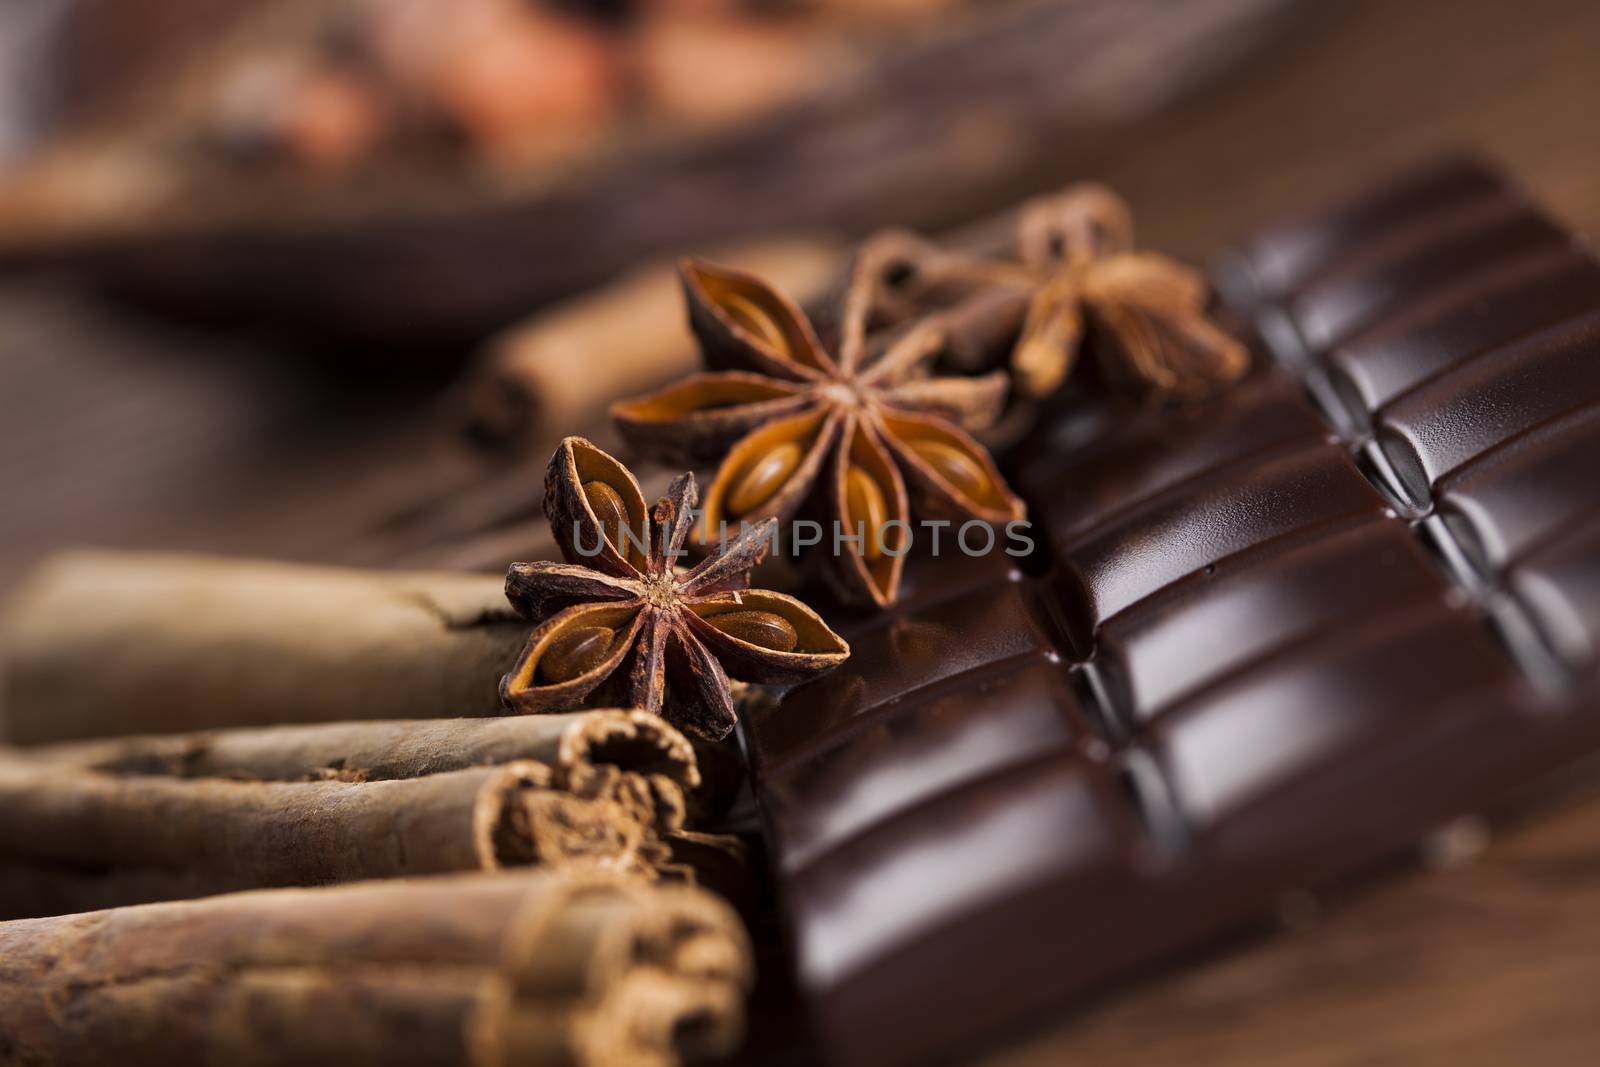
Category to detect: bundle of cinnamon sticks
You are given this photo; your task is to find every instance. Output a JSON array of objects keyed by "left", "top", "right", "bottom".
[{"left": 0, "top": 553, "right": 755, "bottom": 1064}]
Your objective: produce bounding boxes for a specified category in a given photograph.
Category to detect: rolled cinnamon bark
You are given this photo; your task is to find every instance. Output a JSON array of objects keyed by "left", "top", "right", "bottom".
[
  {"left": 467, "top": 237, "right": 843, "bottom": 454},
  {"left": 0, "top": 549, "right": 529, "bottom": 744},
  {"left": 0, "top": 871, "right": 752, "bottom": 1067},
  {"left": 0, "top": 712, "right": 704, "bottom": 919},
  {"left": 0, "top": 556, "right": 753, "bottom": 818},
  {"left": 0, "top": 758, "right": 634, "bottom": 919},
  {"left": 20, "top": 710, "right": 701, "bottom": 832},
  {"left": 21, "top": 713, "right": 598, "bottom": 779}
]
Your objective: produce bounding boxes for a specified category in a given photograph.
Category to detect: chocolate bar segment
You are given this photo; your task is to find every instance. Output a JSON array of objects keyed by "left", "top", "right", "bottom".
[
  {"left": 784, "top": 754, "right": 1148, "bottom": 1065},
  {"left": 1011, "top": 373, "right": 1327, "bottom": 544},
  {"left": 743, "top": 156, "right": 1600, "bottom": 1065},
  {"left": 762, "top": 659, "right": 1083, "bottom": 871},
  {"left": 1508, "top": 512, "right": 1600, "bottom": 672},
  {"left": 1048, "top": 437, "right": 1386, "bottom": 628},
  {"left": 1218, "top": 154, "right": 1516, "bottom": 305},
  {"left": 1374, "top": 311, "right": 1600, "bottom": 502},
  {"left": 1436, "top": 405, "right": 1600, "bottom": 572},
  {"left": 1324, "top": 248, "right": 1599, "bottom": 417},
  {"left": 742, "top": 556, "right": 1053, "bottom": 772},
  {"left": 1151, "top": 598, "right": 1520, "bottom": 827},
  {"left": 1095, "top": 516, "right": 1451, "bottom": 724},
  {"left": 1289, "top": 206, "right": 1570, "bottom": 352}
]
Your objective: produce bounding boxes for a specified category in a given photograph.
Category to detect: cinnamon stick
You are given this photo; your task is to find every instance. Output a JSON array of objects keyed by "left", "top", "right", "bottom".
[
  {"left": 0, "top": 549, "right": 529, "bottom": 744},
  {"left": 0, "top": 757, "right": 628, "bottom": 919},
  {"left": 0, "top": 871, "right": 752, "bottom": 1067},
  {"left": 466, "top": 237, "right": 843, "bottom": 455},
  {"left": 0, "top": 555, "right": 753, "bottom": 817},
  {"left": 0, "top": 711, "right": 702, "bottom": 919},
  {"left": 20, "top": 709, "right": 701, "bottom": 830}
]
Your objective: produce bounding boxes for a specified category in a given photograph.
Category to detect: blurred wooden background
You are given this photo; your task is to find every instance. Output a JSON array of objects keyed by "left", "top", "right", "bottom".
[{"left": 3, "top": 0, "right": 1600, "bottom": 1061}]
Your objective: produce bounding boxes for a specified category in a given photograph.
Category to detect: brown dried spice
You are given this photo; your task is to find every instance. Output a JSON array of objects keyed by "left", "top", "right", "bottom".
[
  {"left": 611, "top": 256, "right": 1025, "bottom": 608},
  {"left": 863, "top": 183, "right": 1249, "bottom": 401},
  {"left": 501, "top": 437, "right": 849, "bottom": 741}
]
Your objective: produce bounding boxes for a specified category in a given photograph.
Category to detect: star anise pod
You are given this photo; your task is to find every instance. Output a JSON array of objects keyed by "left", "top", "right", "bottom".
[
  {"left": 863, "top": 183, "right": 1249, "bottom": 401},
  {"left": 610, "top": 255, "right": 1025, "bottom": 608},
  {"left": 501, "top": 436, "right": 849, "bottom": 741}
]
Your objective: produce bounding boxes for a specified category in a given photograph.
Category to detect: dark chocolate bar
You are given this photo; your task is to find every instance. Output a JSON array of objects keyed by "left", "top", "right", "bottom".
[{"left": 741, "top": 156, "right": 1600, "bottom": 1064}]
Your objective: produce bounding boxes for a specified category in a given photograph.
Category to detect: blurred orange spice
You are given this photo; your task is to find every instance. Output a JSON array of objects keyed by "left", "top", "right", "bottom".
[
  {"left": 634, "top": 14, "right": 847, "bottom": 129},
  {"left": 428, "top": 10, "right": 622, "bottom": 163},
  {"left": 275, "top": 65, "right": 387, "bottom": 170}
]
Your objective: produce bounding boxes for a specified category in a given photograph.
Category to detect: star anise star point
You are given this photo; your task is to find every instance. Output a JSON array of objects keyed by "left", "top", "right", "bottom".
[
  {"left": 612, "top": 255, "right": 1025, "bottom": 608},
  {"left": 502, "top": 436, "right": 849, "bottom": 742}
]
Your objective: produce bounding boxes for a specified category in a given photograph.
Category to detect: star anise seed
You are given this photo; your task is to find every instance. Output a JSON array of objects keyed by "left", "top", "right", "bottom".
[
  {"left": 611, "top": 255, "right": 1026, "bottom": 608},
  {"left": 501, "top": 436, "right": 850, "bottom": 741},
  {"left": 862, "top": 182, "right": 1249, "bottom": 401}
]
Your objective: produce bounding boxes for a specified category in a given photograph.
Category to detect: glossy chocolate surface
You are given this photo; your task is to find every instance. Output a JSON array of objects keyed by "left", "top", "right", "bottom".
[{"left": 742, "top": 157, "right": 1600, "bottom": 1065}]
